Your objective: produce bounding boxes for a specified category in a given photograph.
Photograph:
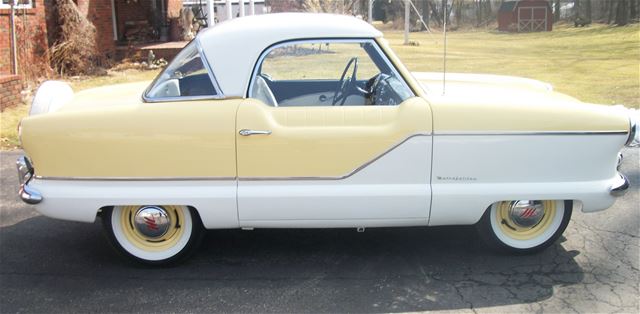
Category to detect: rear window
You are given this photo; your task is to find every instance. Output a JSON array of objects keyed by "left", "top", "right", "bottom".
[{"left": 145, "top": 41, "right": 218, "bottom": 100}]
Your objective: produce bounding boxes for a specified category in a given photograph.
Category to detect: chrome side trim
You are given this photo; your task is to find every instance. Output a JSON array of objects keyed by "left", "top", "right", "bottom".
[
  {"left": 610, "top": 173, "right": 630, "bottom": 197},
  {"left": 434, "top": 130, "right": 628, "bottom": 136},
  {"left": 239, "top": 132, "right": 431, "bottom": 181},
  {"left": 35, "top": 176, "right": 236, "bottom": 181}
]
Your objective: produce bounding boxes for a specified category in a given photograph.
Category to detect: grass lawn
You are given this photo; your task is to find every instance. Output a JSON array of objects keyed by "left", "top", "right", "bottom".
[
  {"left": 1, "top": 23, "right": 638, "bottom": 150},
  {"left": 387, "top": 23, "right": 639, "bottom": 108}
]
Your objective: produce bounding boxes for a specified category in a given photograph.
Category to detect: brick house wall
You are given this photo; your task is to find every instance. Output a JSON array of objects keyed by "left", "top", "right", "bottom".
[
  {"left": 0, "top": 0, "right": 53, "bottom": 77},
  {"left": 0, "top": 0, "right": 118, "bottom": 77},
  {"left": 74, "top": 0, "right": 117, "bottom": 56},
  {"left": 0, "top": 75, "right": 24, "bottom": 111}
]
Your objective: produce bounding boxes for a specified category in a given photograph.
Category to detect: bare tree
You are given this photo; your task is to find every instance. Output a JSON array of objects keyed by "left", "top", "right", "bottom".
[
  {"left": 630, "top": 0, "right": 638, "bottom": 22},
  {"left": 607, "top": 0, "right": 616, "bottom": 24},
  {"left": 615, "top": 0, "right": 629, "bottom": 25},
  {"left": 302, "top": 0, "right": 359, "bottom": 14}
]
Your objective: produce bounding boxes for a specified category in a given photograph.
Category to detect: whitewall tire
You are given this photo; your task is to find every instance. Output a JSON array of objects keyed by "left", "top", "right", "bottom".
[
  {"left": 477, "top": 200, "right": 572, "bottom": 254},
  {"left": 102, "top": 205, "right": 204, "bottom": 265}
]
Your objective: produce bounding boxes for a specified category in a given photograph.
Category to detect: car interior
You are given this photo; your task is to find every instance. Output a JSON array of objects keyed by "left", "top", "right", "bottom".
[{"left": 250, "top": 41, "right": 413, "bottom": 107}]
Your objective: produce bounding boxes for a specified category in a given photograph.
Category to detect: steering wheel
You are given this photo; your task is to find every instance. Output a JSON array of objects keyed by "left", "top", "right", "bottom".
[{"left": 332, "top": 57, "right": 359, "bottom": 106}]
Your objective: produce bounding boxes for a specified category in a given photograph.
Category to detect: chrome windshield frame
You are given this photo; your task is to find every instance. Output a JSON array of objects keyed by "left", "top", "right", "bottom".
[{"left": 142, "top": 38, "right": 225, "bottom": 103}]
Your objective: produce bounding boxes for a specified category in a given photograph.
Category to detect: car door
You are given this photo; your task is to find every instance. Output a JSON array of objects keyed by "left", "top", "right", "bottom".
[{"left": 235, "top": 39, "right": 433, "bottom": 226}]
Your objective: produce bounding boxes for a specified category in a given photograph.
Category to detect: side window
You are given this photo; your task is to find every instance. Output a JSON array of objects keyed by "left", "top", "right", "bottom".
[
  {"left": 145, "top": 41, "right": 218, "bottom": 100},
  {"left": 250, "top": 40, "right": 413, "bottom": 107}
]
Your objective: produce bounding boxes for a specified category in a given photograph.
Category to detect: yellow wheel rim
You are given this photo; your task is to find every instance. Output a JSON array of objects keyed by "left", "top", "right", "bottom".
[
  {"left": 495, "top": 200, "right": 556, "bottom": 241},
  {"left": 119, "top": 205, "right": 186, "bottom": 252}
]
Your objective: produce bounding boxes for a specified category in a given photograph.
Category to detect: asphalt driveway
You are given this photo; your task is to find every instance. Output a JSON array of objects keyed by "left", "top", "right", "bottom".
[{"left": 1, "top": 149, "right": 638, "bottom": 313}]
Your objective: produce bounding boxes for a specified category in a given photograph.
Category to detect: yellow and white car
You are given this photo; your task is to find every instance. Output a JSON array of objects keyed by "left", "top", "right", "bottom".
[{"left": 17, "top": 13, "right": 638, "bottom": 265}]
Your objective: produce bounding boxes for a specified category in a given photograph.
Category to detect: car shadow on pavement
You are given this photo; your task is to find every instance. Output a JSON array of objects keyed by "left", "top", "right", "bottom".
[{"left": 0, "top": 216, "right": 584, "bottom": 313}]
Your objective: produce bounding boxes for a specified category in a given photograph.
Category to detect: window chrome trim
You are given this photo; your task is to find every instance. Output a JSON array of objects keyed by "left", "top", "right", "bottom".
[
  {"left": 246, "top": 38, "right": 415, "bottom": 103},
  {"left": 142, "top": 39, "right": 225, "bottom": 103},
  {"left": 196, "top": 37, "right": 224, "bottom": 97}
]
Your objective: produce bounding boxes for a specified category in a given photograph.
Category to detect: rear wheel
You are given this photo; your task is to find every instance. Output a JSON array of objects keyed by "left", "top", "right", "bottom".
[
  {"left": 477, "top": 200, "right": 572, "bottom": 254},
  {"left": 102, "top": 205, "right": 204, "bottom": 265}
]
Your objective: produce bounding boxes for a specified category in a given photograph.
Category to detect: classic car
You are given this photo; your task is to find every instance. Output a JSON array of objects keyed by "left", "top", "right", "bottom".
[{"left": 17, "top": 13, "right": 638, "bottom": 265}]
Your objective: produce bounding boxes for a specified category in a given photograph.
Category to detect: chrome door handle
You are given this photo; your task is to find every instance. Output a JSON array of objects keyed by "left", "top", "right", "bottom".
[{"left": 239, "top": 129, "right": 272, "bottom": 136}]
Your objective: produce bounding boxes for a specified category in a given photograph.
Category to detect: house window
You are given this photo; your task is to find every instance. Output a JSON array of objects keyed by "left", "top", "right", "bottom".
[{"left": 0, "top": 0, "right": 34, "bottom": 9}]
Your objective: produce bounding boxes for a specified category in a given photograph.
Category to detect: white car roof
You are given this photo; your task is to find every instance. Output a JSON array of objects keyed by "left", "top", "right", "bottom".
[{"left": 197, "top": 13, "right": 383, "bottom": 97}]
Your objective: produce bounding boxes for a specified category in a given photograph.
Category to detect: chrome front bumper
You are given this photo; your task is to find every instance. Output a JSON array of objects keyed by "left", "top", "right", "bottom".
[
  {"left": 16, "top": 156, "right": 43, "bottom": 204},
  {"left": 610, "top": 172, "right": 630, "bottom": 197}
]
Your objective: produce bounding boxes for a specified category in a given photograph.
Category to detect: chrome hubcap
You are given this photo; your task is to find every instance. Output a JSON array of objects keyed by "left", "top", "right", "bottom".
[
  {"left": 508, "top": 200, "right": 545, "bottom": 228},
  {"left": 133, "top": 206, "right": 171, "bottom": 238}
]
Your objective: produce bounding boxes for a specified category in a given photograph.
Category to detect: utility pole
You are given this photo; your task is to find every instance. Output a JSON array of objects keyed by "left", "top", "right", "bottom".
[
  {"left": 207, "top": 0, "right": 215, "bottom": 26},
  {"left": 225, "top": 0, "right": 233, "bottom": 20},
  {"left": 10, "top": 0, "right": 18, "bottom": 75},
  {"left": 249, "top": 0, "right": 255, "bottom": 15},
  {"left": 368, "top": 0, "right": 373, "bottom": 23},
  {"left": 404, "top": 0, "right": 410, "bottom": 45},
  {"left": 442, "top": 0, "right": 448, "bottom": 95}
]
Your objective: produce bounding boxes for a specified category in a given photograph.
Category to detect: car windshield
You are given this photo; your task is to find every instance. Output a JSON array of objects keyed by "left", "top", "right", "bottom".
[{"left": 145, "top": 41, "right": 218, "bottom": 100}]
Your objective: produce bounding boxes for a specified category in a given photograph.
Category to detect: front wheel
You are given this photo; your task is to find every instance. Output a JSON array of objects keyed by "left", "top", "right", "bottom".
[
  {"left": 102, "top": 205, "right": 204, "bottom": 266},
  {"left": 477, "top": 200, "right": 572, "bottom": 254}
]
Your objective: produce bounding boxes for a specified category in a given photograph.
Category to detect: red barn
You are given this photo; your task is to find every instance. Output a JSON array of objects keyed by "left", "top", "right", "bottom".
[{"left": 498, "top": 0, "right": 553, "bottom": 32}]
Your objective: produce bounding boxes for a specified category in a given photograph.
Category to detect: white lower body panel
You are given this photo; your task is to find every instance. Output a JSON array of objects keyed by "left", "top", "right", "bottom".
[
  {"left": 29, "top": 179, "right": 238, "bottom": 229},
  {"left": 428, "top": 134, "right": 627, "bottom": 226},
  {"left": 237, "top": 136, "right": 432, "bottom": 227}
]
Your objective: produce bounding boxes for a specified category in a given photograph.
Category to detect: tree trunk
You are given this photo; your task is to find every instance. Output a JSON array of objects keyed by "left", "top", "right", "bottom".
[
  {"left": 575, "top": 0, "right": 580, "bottom": 20},
  {"left": 615, "top": 0, "right": 629, "bottom": 25},
  {"left": 476, "top": 0, "right": 483, "bottom": 26},
  {"left": 421, "top": 0, "right": 430, "bottom": 30},
  {"left": 554, "top": 0, "right": 560, "bottom": 22},
  {"left": 585, "top": 0, "right": 592, "bottom": 22},
  {"left": 630, "top": 0, "right": 638, "bottom": 21},
  {"left": 454, "top": 0, "right": 462, "bottom": 28},
  {"left": 607, "top": 0, "right": 616, "bottom": 24}
]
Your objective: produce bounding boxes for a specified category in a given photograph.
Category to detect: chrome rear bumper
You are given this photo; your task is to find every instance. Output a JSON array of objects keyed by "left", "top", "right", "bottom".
[
  {"left": 16, "top": 156, "right": 43, "bottom": 204},
  {"left": 610, "top": 172, "right": 630, "bottom": 197}
]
